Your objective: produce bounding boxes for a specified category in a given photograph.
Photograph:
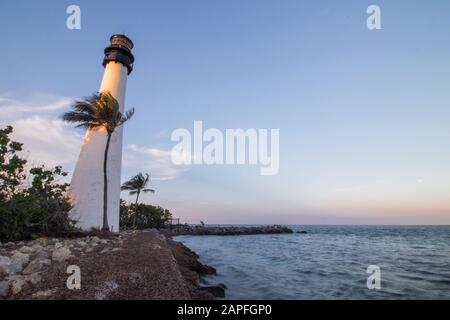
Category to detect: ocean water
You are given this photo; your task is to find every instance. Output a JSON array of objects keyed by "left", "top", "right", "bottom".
[{"left": 175, "top": 225, "right": 450, "bottom": 299}]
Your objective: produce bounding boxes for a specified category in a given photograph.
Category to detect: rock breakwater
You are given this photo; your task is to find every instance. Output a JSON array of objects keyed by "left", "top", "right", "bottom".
[{"left": 169, "top": 224, "right": 293, "bottom": 236}]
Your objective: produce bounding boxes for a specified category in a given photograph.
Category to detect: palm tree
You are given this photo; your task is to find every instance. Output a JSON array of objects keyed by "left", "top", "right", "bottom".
[
  {"left": 62, "top": 91, "right": 134, "bottom": 232},
  {"left": 121, "top": 173, "right": 155, "bottom": 229}
]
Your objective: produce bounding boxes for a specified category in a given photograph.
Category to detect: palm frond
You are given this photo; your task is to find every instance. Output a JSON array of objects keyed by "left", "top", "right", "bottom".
[
  {"left": 121, "top": 184, "right": 135, "bottom": 191},
  {"left": 62, "top": 91, "right": 134, "bottom": 135},
  {"left": 118, "top": 108, "right": 135, "bottom": 126},
  {"left": 121, "top": 172, "right": 155, "bottom": 196}
]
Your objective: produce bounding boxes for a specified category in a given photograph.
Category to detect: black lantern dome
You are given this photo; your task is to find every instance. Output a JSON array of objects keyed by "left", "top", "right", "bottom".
[{"left": 102, "top": 34, "right": 135, "bottom": 74}]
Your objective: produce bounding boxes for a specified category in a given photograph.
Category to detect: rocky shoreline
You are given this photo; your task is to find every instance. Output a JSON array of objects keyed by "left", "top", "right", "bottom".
[
  {"left": 169, "top": 224, "right": 293, "bottom": 236},
  {"left": 0, "top": 230, "right": 223, "bottom": 300}
]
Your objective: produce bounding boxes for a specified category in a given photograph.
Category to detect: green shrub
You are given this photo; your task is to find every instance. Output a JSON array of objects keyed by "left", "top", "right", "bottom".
[
  {"left": 0, "top": 126, "right": 77, "bottom": 241},
  {"left": 120, "top": 199, "right": 172, "bottom": 230}
]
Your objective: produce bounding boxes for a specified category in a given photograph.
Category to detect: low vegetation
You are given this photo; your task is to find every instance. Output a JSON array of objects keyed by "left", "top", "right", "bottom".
[
  {"left": 121, "top": 173, "right": 155, "bottom": 229},
  {"left": 0, "top": 126, "right": 77, "bottom": 241},
  {"left": 120, "top": 200, "right": 172, "bottom": 230}
]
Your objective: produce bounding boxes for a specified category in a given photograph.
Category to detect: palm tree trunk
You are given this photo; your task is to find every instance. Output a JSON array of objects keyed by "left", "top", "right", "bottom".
[
  {"left": 102, "top": 132, "right": 112, "bottom": 232},
  {"left": 133, "top": 191, "right": 140, "bottom": 229}
]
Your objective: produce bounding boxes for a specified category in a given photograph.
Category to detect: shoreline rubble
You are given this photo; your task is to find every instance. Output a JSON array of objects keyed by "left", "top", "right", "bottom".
[
  {"left": 0, "top": 230, "right": 222, "bottom": 300},
  {"left": 168, "top": 224, "right": 294, "bottom": 236}
]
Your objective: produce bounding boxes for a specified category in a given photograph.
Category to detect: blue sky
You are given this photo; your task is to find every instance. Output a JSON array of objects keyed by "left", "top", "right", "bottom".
[{"left": 1, "top": 0, "right": 450, "bottom": 224}]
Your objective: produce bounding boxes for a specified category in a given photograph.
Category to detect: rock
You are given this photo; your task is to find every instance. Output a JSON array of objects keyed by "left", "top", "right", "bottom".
[
  {"left": 34, "top": 238, "right": 49, "bottom": 247},
  {"left": 8, "top": 273, "right": 43, "bottom": 296},
  {"left": 22, "top": 258, "right": 51, "bottom": 275},
  {"left": 0, "top": 256, "right": 11, "bottom": 276},
  {"left": 91, "top": 236, "right": 100, "bottom": 243},
  {"left": 10, "top": 276, "right": 27, "bottom": 295},
  {"left": 111, "top": 248, "right": 121, "bottom": 252},
  {"left": 199, "top": 284, "right": 227, "bottom": 298},
  {"left": 296, "top": 231, "right": 307, "bottom": 234},
  {"left": 28, "top": 273, "right": 42, "bottom": 285},
  {"left": 52, "top": 247, "right": 73, "bottom": 262},
  {"left": 17, "top": 242, "right": 25, "bottom": 246},
  {"left": 155, "top": 233, "right": 166, "bottom": 242},
  {"left": 35, "top": 250, "right": 50, "bottom": 261},
  {"left": 54, "top": 242, "right": 63, "bottom": 249},
  {"left": 0, "top": 254, "right": 26, "bottom": 275},
  {"left": 5, "top": 242, "right": 15, "bottom": 247},
  {"left": 0, "top": 280, "right": 10, "bottom": 297},
  {"left": 12, "top": 251, "right": 30, "bottom": 267},
  {"left": 99, "top": 248, "right": 110, "bottom": 254},
  {"left": 0, "top": 256, "right": 11, "bottom": 274},
  {"left": 77, "top": 241, "right": 87, "bottom": 247},
  {"left": 19, "top": 246, "right": 35, "bottom": 254},
  {"left": 32, "top": 244, "right": 45, "bottom": 252},
  {"left": 32, "top": 289, "right": 55, "bottom": 299},
  {"left": 100, "top": 239, "right": 108, "bottom": 244},
  {"left": 173, "top": 224, "right": 294, "bottom": 236},
  {"left": 85, "top": 248, "right": 94, "bottom": 253}
]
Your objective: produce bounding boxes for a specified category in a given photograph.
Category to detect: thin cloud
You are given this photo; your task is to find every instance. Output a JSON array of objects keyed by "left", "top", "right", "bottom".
[
  {"left": 0, "top": 94, "right": 73, "bottom": 120},
  {"left": 0, "top": 93, "right": 81, "bottom": 169},
  {"left": 11, "top": 116, "right": 82, "bottom": 168},
  {"left": 124, "top": 144, "right": 189, "bottom": 180}
]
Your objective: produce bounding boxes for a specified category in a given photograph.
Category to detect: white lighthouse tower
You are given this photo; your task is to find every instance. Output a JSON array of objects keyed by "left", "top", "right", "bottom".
[{"left": 69, "top": 35, "right": 135, "bottom": 232}]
